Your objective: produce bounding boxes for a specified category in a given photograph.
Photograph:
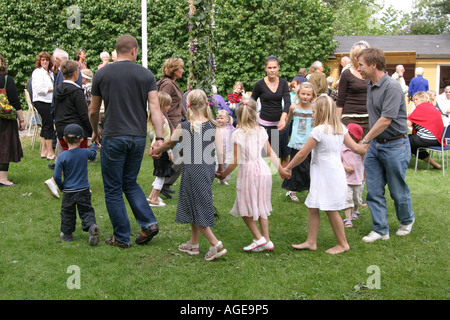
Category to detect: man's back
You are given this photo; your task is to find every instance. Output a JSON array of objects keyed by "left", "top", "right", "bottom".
[{"left": 91, "top": 61, "right": 157, "bottom": 137}]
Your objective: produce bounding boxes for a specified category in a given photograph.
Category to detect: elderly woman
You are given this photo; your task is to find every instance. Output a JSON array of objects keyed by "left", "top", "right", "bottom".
[
  {"left": 408, "top": 91, "right": 445, "bottom": 170},
  {"left": 0, "top": 55, "right": 25, "bottom": 186},
  {"left": 31, "top": 51, "right": 55, "bottom": 160},
  {"left": 251, "top": 56, "right": 291, "bottom": 167},
  {"left": 336, "top": 40, "right": 371, "bottom": 137},
  {"left": 157, "top": 57, "right": 186, "bottom": 199},
  {"left": 97, "top": 51, "right": 110, "bottom": 70}
]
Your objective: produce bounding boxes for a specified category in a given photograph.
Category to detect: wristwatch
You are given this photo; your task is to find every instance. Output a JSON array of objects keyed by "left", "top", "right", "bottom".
[
  {"left": 362, "top": 139, "right": 370, "bottom": 144},
  {"left": 155, "top": 137, "right": 164, "bottom": 141}
]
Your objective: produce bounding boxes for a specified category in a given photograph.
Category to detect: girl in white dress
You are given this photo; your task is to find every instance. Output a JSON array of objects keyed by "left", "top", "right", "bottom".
[{"left": 284, "top": 96, "right": 367, "bottom": 254}]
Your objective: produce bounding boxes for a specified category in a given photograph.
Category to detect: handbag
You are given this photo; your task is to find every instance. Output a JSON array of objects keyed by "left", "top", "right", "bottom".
[{"left": 0, "top": 75, "right": 17, "bottom": 120}]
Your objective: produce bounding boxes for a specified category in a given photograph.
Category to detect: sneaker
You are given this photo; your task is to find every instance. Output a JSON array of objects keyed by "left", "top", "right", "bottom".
[
  {"left": 135, "top": 223, "right": 159, "bottom": 245},
  {"left": 362, "top": 231, "right": 390, "bottom": 243},
  {"left": 253, "top": 241, "right": 274, "bottom": 252},
  {"left": 59, "top": 232, "right": 73, "bottom": 242},
  {"left": 88, "top": 224, "right": 100, "bottom": 246},
  {"left": 243, "top": 237, "right": 267, "bottom": 251},
  {"left": 44, "top": 178, "right": 60, "bottom": 198},
  {"left": 396, "top": 218, "right": 415, "bottom": 236}
]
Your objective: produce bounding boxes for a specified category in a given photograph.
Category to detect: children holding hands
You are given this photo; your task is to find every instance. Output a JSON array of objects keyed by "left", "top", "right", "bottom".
[
  {"left": 284, "top": 96, "right": 367, "bottom": 254},
  {"left": 216, "top": 98, "right": 290, "bottom": 252}
]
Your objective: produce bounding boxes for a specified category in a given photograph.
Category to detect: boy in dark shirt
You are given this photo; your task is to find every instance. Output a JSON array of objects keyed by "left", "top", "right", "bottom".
[{"left": 53, "top": 124, "right": 99, "bottom": 245}]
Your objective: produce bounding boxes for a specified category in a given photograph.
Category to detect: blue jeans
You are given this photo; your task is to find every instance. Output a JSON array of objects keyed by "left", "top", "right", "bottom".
[
  {"left": 364, "top": 137, "right": 415, "bottom": 235},
  {"left": 101, "top": 136, "right": 157, "bottom": 244}
]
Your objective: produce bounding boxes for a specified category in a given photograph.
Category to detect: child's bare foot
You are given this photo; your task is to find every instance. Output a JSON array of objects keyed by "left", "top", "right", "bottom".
[
  {"left": 325, "top": 244, "right": 350, "bottom": 255},
  {"left": 291, "top": 242, "right": 317, "bottom": 251}
]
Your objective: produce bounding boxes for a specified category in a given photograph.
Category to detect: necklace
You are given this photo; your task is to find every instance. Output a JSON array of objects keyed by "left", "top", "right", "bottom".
[{"left": 266, "top": 77, "right": 278, "bottom": 91}]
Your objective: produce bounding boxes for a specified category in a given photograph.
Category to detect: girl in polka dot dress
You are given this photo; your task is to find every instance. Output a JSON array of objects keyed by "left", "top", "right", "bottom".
[{"left": 152, "top": 89, "right": 227, "bottom": 261}]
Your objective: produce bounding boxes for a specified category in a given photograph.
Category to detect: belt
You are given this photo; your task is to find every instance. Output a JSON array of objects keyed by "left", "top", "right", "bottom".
[{"left": 375, "top": 134, "right": 407, "bottom": 144}]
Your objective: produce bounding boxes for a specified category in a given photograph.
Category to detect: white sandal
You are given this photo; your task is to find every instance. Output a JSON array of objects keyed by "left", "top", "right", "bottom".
[
  {"left": 178, "top": 241, "right": 200, "bottom": 255},
  {"left": 351, "top": 210, "right": 360, "bottom": 219},
  {"left": 286, "top": 191, "right": 299, "bottom": 202},
  {"left": 204, "top": 241, "right": 227, "bottom": 261}
]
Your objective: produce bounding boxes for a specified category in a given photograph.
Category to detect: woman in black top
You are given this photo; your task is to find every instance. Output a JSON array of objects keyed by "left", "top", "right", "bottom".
[
  {"left": 252, "top": 56, "right": 291, "bottom": 167},
  {"left": 0, "top": 55, "right": 25, "bottom": 186}
]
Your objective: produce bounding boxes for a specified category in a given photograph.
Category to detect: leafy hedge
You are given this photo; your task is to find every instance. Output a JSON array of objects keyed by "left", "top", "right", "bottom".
[{"left": 0, "top": 0, "right": 336, "bottom": 105}]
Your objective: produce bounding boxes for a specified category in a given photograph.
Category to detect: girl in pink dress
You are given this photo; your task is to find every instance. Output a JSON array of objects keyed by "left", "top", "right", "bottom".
[{"left": 217, "top": 98, "right": 289, "bottom": 252}]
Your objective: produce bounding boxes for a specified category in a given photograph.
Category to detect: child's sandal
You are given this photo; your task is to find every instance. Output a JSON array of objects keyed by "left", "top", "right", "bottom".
[
  {"left": 351, "top": 210, "right": 360, "bottom": 220},
  {"left": 286, "top": 191, "right": 299, "bottom": 202},
  {"left": 178, "top": 241, "right": 200, "bottom": 255},
  {"left": 204, "top": 241, "right": 227, "bottom": 261},
  {"left": 344, "top": 218, "right": 353, "bottom": 228}
]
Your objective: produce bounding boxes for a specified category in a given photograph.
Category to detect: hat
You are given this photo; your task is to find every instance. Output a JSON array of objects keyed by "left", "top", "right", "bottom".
[
  {"left": 64, "top": 124, "right": 83, "bottom": 138},
  {"left": 347, "top": 123, "right": 363, "bottom": 140}
]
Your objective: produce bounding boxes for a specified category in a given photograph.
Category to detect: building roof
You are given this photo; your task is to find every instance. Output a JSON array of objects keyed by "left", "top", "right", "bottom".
[{"left": 333, "top": 35, "right": 450, "bottom": 58}]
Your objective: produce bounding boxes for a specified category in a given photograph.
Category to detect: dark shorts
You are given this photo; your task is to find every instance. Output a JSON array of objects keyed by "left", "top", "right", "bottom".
[{"left": 260, "top": 124, "right": 290, "bottom": 158}]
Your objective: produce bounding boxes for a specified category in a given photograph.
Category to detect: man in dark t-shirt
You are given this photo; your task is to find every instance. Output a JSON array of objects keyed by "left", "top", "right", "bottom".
[{"left": 89, "top": 34, "right": 164, "bottom": 248}]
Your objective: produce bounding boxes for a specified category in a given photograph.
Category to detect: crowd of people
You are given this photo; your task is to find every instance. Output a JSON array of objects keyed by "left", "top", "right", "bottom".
[{"left": 1, "top": 35, "right": 448, "bottom": 260}]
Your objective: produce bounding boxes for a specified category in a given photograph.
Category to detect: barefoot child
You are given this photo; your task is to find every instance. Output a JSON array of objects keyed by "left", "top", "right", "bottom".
[
  {"left": 280, "top": 82, "right": 315, "bottom": 202},
  {"left": 53, "top": 124, "right": 99, "bottom": 245},
  {"left": 217, "top": 98, "right": 290, "bottom": 252},
  {"left": 151, "top": 89, "right": 227, "bottom": 261},
  {"left": 147, "top": 91, "right": 175, "bottom": 207},
  {"left": 341, "top": 123, "right": 365, "bottom": 228},
  {"left": 285, "top": 96, "right": 367, "bottom": 254}
]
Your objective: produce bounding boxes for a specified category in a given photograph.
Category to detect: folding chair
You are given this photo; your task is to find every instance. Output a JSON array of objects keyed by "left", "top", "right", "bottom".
[
  {"left": 415, "top": 125, "right": 450, "bottom": 176},
  {"left": 24, "top": 89, "right": 42, "bottom": 149}
]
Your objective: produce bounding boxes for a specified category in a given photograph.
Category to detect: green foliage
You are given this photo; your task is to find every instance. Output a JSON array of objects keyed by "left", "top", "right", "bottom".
[{"left": 0, "top": 0, "right": 336, "bottom": 105}]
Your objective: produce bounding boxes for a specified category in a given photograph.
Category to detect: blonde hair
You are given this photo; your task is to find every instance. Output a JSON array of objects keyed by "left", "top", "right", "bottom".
[
  {"left": 233, "top": 81, "right": 244, "bottom": 92},
  {"left": 186, "top": 89, "right": 217, "bottom": 132},
  {"left": 350, "top": 40, "right": 370, "bottom": 68},
  {"left": 162, "top": 57, "right": 184, "bottom": 79},
  {"left": 295, "top": 82, "right": 316, "bottom": 104},
  {"left": 313, "top": 95, "right": 343, "bottom": 135},
  {"left": 413, "top": 91, "right": 430, "bottom": 104},
  {"left": 148, "top": 91, "right": 172, "bottom": 126},
  {"left": 236, "top": 97, "right": 258, "bottom": 133},
  {"left": 217, "top": 109, "right": 233, "bottom": 125}
]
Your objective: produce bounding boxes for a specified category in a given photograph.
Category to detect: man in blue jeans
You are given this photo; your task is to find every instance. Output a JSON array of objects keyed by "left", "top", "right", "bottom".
[
  {"left": 89, "top": 35, "right": 164, "bottom": 248},
  {"left": 356, "top": 47, "right": 415, "bottom": 243}
]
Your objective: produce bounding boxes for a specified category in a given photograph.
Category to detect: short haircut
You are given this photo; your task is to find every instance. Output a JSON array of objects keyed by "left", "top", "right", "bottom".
[
  {"left": 161, "top": 57, "right": 184, "bottom": 79},
  {"left": 115, "top": 34, "right": 139, "bottom": 55},
  {"left": 61, "top": 60, "right": 79, "bottom": 79},
  {"left": 356, "top": 47, "right": 386, "bottom": 71},
  {"left": 64, "top": 135, "right": 82, "bottom": 145}
]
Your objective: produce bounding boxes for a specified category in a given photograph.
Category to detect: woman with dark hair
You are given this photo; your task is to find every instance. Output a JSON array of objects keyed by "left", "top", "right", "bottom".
[
  {"left": 251, "top": 56, "right": 291, "bottom": 167},
  {"left": 157, "top": 57, "right": 186, "bottom": 199},
  {"left": 0, "top": 55, "right": 25, "bottom": 186},
  {"left": 31, "top": 51, "right": 55, "bottom": 160},
  {"left": 76, "top": 48, "right": 87, "bottom": 70}
]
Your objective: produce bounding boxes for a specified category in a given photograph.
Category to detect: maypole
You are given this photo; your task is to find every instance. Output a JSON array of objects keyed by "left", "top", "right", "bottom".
[{"left": 187, "top": 0, "right": 217, "bottom": 112}]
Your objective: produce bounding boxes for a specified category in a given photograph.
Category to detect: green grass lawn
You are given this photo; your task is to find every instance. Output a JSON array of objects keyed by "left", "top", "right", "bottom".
[{"left": 0, "top": 137, "right": 449, "bottom": 302}]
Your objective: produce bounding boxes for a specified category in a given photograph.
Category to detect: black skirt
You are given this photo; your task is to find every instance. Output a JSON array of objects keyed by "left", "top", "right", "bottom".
[
  {"left": 282, "top": 149, "right": 311, "bottom": 192},
  {"left": 0, "top": 118, "right": 23, "bottom": 163},
  {"left": 153, "top": 151, "right": 175, "bottom": 177}
]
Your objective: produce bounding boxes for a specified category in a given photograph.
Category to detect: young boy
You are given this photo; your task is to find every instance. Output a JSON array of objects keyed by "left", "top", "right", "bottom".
[
  {"left": 53, "top": 123, "right": 99, "bottom": 245},
  {"left": 340, "top": 123, "right": 365, "bottom": 228},
  {"left": 44, "top": 59, "right": 93, "bottom": 198}
]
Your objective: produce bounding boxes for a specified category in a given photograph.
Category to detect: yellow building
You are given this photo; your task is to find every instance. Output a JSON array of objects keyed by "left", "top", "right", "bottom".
[{"left": 327, "top": 35, "right": 450, "bottom": 113}]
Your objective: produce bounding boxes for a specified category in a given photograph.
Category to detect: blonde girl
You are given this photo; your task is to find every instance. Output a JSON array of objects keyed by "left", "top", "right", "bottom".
[
  {"left": 217, "top": 98, "right": 290, "bottom": 252},
  {"left": 280, "top": 82, "right": 316, "bottom": 202},
  {"left": 152, "top": 89, "right": 227, "bottom": 261},
  {"left": 216, "top": 109, "right": 235, "bottom": 185},
  {"left": 285, "top": 95, "right": 367, "bottom": 254},
  {"left": 147, "top": 91, "right": 174, "bottom": 207}
]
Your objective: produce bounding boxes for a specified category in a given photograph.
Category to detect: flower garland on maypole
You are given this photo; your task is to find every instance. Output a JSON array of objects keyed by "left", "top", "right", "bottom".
[{"left": 187, "top": 0, "right": 218, "bottom": 113}]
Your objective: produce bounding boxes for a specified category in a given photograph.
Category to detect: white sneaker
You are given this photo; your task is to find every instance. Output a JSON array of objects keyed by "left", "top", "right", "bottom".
[
  {"left": 44, "top": 179, "right": 60, "bottom": 198},
  {"left": 253, "top": 241, "right": 274, "bottom": 252},
  {"left": 396, "top": 218, "right": 415, "bottom": 236},
  {"left": 362, "top": 231, "right": 390, "bottom": 243},
  {"left": 243, "top": 237, "right": 267, "bottom": 251}
]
